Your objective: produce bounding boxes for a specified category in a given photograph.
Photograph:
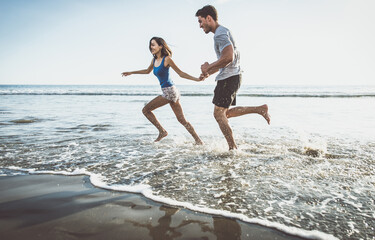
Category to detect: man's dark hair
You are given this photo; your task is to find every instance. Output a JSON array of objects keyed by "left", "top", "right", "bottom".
[{"left": 195, "top": 5, "right": 218, "bottom": 21}]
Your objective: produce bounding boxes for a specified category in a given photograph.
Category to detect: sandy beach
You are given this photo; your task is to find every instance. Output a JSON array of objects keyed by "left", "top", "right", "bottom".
[{"left": 0, "top": 174, "right": 307, "bottom": 240}]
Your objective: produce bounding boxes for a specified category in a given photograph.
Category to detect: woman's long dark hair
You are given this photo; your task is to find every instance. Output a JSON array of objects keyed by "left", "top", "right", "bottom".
[{"left": 149, "top": 37, "right": 172, "bottom": 59}]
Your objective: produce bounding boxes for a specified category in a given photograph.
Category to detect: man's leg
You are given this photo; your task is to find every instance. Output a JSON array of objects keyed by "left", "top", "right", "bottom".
[
  {"left": 214, "top": 105, "right": 237, "bottom": 150},
  {"left": 226, "top": 104, "right": 271, "bottom": 124}
]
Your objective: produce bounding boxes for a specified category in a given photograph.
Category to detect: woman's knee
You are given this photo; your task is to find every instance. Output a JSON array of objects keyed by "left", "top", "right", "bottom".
[
  {"left": 177, "top": 116, "right": 188, "bottom": 125},
  {"left": 142, "top": 106, "right": 150, "bottom": 115}
]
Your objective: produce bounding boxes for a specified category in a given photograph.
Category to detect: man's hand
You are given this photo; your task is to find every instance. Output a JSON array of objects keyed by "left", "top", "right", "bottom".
[{"left": 201, "top": 62, "right": 210, "bottom": 75}]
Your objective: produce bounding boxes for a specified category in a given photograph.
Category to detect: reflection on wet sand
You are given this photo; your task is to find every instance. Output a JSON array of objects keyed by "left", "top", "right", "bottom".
[
  {"left": 213, "top": 216, "right": 241, "bottom": 240},
  {"left": 126, "top": 205, "right": 242, "bottom": 240},
  {"left": 0, "top": 172, "right": 307, "bottom": 240}
]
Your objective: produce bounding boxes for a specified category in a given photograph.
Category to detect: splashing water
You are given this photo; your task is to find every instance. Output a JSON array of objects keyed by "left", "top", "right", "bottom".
[{"left": 1, "top": 85, "right": 375, "bottom": 239}]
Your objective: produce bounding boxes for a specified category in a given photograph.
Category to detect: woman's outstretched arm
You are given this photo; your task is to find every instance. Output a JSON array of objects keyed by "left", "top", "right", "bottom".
[
  {"left": 121, "top": 59, "right": 154, "bottom": 77},
  {"left": 165, "top": 56, "right": 203, "bottom": 82}
]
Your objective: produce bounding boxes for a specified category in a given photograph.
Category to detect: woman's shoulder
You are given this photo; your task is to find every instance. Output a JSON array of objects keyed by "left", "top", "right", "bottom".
[{"left": 164, "top": 56, "right": 173, "bottom": 66}]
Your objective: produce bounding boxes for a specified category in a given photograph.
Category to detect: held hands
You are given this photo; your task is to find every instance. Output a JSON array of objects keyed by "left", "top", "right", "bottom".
[
  {"left": 196, "top": 72, "right": 209, "bottom": 81},
  {"left": 199, "top": 62, "right": 210, "bottom": 81},
  {"left": 199, "top": 73, "right": 209, "bottom": 81}
]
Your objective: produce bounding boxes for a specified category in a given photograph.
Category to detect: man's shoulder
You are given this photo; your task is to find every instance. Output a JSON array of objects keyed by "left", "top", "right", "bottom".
[
  {"left": 214, "top": 26, "right": 231, "bottom": 42},
  {"left": 215, "top": 25, "right": 229, "bottom": 35}
]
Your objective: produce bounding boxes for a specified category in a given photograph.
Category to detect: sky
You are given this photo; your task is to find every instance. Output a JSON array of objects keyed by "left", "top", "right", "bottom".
[{"left": 0, "top": 0, "right": 374, "bottom": 86}]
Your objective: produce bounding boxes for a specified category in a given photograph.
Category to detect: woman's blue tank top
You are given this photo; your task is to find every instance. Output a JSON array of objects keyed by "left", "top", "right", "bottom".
[{"left": 153, "top": 56, "right": 174, "bottom": 88}]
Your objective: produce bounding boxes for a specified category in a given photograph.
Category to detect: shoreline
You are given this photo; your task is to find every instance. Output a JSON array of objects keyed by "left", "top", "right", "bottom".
[{"left": 0, "top": 174, "right": 308, "bottom": 240}]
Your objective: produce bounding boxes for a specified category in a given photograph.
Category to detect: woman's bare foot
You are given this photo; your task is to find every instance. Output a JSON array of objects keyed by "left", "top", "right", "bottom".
[
  {"left": 194, "top": 138, "right": 204, "bottom": 145},
  {"left": 259, "top": 104, "right": 271, "bottom": 125},
  {"left": 229, "top": 144, "right": 238, "bottom": 151},
  {"left": 155, "top": 131, "right": 168, "bottom": 142}
]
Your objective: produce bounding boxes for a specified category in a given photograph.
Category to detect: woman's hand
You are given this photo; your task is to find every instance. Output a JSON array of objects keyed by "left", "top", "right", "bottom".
[
  {"left": 121, "top": 72, "right": 131, "bottom": 77},
  {"left": 199, "top": 73, "right": 209, "bottom": 81}
]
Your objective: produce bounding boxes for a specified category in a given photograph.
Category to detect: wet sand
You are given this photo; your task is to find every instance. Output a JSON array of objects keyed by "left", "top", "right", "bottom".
[{"left": 0, "top": 174, "right": 307, "bottom": 240}]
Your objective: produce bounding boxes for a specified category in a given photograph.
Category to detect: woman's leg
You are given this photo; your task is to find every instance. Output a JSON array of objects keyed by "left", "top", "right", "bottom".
[
  {"left": 143, "top": 95, "right": 170, "bottom": 142},
  {"left": 169, "top": 100, "right": 203, "bottom": 145}
]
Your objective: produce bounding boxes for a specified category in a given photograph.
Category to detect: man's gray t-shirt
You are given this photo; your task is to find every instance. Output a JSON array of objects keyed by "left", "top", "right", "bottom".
[{"left": 214, "top": 25, "right": 241, "bottom": 81}]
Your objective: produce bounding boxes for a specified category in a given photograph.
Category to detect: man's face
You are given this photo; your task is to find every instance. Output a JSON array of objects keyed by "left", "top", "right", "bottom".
[{"left": 197, "top": 16, "right": 211, "bottom": 34}]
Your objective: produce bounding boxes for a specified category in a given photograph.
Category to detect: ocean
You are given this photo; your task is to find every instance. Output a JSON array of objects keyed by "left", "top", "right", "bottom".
[{"left": 1, "top": 84, "right": 374, "bottom": 239}]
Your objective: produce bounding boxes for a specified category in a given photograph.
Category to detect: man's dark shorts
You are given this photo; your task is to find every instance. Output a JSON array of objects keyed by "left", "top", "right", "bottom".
[{"left": 212, "top": 74, "right": 242, "bottom": 108}]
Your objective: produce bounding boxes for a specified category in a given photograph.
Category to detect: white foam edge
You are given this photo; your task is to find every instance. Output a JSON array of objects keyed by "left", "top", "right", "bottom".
[{"left": 2, "top": 167, "right": 338, "bottom": 240}]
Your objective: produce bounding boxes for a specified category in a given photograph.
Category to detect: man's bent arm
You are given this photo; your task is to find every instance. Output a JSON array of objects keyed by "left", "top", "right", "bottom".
[{"left": 206, "top": 45, "right": 234, "bottom": 75}]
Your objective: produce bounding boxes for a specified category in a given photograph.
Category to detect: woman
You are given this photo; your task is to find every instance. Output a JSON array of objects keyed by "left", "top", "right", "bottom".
[{"left": 122, "top": 37, "right": 203, "bottom": 144}]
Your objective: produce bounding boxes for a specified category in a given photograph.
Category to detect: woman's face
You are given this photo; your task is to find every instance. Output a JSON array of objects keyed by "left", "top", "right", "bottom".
[{"left": 150, "top": 39, "right": 162, "bottom": 55}]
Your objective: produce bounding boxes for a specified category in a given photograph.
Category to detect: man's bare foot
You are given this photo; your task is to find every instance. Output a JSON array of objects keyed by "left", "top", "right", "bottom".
[
  {"left": 155, "top": 131, "right": 168, "bottom": 142},
  {"left": 259, "top": 104, "right": 271, "bottom": 125}
]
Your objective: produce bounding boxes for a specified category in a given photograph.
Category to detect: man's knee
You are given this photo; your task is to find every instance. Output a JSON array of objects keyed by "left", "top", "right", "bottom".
[
  {"left": 213, "top": 111, "right": 220, "bottom": 121},
  {"left": 214, "top": 109, "right": 227, "bottom": 123}
]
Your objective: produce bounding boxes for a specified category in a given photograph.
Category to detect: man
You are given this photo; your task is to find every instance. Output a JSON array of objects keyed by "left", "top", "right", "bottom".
[{"left": 196, "top": 5, "right": 271, "bottom": 150}]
